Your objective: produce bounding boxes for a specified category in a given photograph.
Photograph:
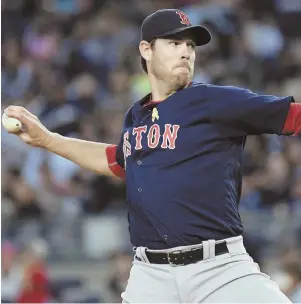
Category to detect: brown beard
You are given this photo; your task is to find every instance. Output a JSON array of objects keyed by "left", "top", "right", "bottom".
[{"left": 150, "top": 60, "right": 192, "bottom": 93}]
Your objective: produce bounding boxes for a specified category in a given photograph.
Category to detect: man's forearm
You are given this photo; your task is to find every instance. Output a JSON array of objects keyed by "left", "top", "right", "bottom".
[{"left": 45, "top": 133, "right": 115, "bottom": 176}]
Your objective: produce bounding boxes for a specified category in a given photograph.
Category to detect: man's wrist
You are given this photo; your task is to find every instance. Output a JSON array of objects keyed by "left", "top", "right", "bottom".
[{"left": 44, "top": 132, "right": 61, "bottom": 151}]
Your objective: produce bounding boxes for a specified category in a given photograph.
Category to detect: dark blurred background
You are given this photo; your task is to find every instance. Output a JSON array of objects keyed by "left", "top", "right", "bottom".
[{"left": 1, "top": 0, "right": 301, "bottom": 303}]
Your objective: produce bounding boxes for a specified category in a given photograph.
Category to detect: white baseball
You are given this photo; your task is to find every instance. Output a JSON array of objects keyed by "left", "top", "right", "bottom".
[{"left": 2, "top": 113, "right": 22, "bottom": 133}]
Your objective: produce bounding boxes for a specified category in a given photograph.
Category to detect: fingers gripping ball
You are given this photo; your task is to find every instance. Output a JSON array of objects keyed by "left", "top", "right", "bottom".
[{"left": 2, "top": 113, "right": 22, "bottom": 133}]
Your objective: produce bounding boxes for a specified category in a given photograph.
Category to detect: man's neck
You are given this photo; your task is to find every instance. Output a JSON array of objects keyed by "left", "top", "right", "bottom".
[{"left": 149, "top": 78, "right": 173, "bottom": 101}]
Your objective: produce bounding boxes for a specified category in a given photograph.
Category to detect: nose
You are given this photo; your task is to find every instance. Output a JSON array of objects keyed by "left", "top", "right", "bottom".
[{"left": 180, "top": 44, "right": 190, "bottom": 60}]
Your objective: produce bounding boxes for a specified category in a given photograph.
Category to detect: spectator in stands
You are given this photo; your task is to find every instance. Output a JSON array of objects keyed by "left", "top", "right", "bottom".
[{"left": 16, "top": 239, "right": 50, "bottom": 304}]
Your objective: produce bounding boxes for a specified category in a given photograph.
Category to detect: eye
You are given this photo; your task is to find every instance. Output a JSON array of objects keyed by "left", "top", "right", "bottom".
[
  {"left": 170, "top": 41, "right": 180, "bottom": 46},
  {"left": 188, "top": 42, "right": 196, "bottom": 49}
]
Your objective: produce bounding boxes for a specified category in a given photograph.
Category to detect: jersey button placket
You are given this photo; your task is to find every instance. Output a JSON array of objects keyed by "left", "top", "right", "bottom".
[{"left": 136, "top": 156, "right": 142, "bottom": 192}]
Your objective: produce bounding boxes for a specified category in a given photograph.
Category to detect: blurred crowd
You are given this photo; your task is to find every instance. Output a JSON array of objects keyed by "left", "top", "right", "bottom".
[{"left": 1, "top": 0, "right": 301, "bottom": 302}]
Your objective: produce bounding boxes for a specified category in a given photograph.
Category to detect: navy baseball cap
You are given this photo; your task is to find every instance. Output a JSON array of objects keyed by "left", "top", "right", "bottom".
[{"left": 141, "top": 9, "right": 211, "bottom": 46}]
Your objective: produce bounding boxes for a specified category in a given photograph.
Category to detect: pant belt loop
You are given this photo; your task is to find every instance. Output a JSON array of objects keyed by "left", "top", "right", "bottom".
[
  {"left": 202, "top": 241, "right": 210, "bottom": 260},
  {"left": 136, "top": 247, "right": 150, "bottom": 263},
  {"left": 208, "top": 240, "right": 216, "bottom": 259},
  {"left": 226, "top": 236, "right": 246, "bottom": 255}
]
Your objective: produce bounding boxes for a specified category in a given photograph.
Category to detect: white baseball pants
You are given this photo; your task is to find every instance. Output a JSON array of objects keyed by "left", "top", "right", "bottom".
[{"left": 121, "top": 236, "right": 291, "bottom": 303}]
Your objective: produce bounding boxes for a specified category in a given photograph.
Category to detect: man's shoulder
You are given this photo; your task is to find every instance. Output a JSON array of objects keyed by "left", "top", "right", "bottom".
[{"left": 190, "top": 82, "right": 252, "bottom": 95}]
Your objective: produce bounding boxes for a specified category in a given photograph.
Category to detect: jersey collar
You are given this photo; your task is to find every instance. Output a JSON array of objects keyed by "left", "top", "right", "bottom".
[{"left": 137, "top": 81, "right": 194, "bottom": 109}]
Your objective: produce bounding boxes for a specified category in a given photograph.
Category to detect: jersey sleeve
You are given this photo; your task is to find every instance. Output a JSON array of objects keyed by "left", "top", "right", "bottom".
[
  {"left": 208, "top": 85, "right": 294, "bottom": 136},
  {"left": 116, "top": 135, "right": 125, "bottom": 168}
]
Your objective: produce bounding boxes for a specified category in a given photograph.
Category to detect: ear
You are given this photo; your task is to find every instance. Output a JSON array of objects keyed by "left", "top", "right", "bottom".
[{"left": 139, "top": 40, "right": 152, "bottom": 62}]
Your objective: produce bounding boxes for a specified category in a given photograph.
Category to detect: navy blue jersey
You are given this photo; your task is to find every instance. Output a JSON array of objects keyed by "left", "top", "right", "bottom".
[{"left": 115, "top": 82, "right": 293, "bottom": 249}]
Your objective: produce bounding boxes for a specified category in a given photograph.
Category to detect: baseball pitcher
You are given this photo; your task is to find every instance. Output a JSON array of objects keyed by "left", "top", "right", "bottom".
[{"left": 3, "top": 9, "right": 301, "bottom": 303}]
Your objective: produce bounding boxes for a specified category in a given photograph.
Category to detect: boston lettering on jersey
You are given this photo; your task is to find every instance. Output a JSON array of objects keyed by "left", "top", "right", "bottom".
[
  {"left": 123, "top": 124, "right": 180, "bottom": 168},
  {"left": 115, "top": 82, "right": 294, "bottom": 249}
]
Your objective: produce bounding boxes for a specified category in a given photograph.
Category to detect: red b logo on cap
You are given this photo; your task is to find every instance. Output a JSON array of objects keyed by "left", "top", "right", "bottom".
[{"left": 176, "top": 11, "right": 190, "bottom": 25}]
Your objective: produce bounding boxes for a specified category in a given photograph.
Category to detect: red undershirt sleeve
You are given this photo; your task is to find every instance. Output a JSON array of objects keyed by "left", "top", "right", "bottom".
[
  {"left": 106, "top": 145, "right": 125, "bottom": 179},
  {"left": 282, "top": 103, "right": 301, "bottom": 136}
]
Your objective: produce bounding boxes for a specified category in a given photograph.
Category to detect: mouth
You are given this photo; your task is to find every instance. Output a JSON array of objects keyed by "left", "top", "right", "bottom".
[
  {"left": 176, "top": 65, "right": 189, "bottom": 70},
  {"left": 175, "top": 63, "right": 190, "bottom": 70},
  {"left": 175, "top": 66, "right": 190, "bottom": 74}
]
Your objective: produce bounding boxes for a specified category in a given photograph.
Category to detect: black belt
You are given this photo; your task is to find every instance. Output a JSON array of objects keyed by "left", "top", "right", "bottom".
[{"left": 143, "top": 241, "right": 229, "bottom": 266}]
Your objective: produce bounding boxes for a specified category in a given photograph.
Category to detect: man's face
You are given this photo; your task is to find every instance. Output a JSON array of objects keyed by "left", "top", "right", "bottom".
[{"left": 143, "top": 35, "right": 196, "bottom": 89}]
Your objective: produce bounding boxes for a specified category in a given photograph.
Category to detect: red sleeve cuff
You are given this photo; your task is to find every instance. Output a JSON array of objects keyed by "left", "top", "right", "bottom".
[
  {"left": 106, "top": 145, "right": 125, "bottom": 179},
  {"left": 282, "top": 102, "right": 301, "bottom": 136}
]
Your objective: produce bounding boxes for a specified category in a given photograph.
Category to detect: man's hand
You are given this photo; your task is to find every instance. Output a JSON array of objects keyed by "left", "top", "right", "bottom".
[{"left": 4, "top": 106, "right": 53, "bottom": 149}]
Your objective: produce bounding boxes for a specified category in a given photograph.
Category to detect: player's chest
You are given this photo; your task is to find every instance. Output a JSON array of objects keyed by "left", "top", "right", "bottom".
[
  {"left": 122, "top": 104, "right": 209, "bottom": 164},
  {"left": 124, "top": 106, "right": 181, "bottom": 153}
]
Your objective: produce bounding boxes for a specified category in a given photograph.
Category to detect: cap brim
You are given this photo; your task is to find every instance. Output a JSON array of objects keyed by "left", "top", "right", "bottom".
[{"left": 156, "top": 25, "right": 211, "bottom": 46}]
